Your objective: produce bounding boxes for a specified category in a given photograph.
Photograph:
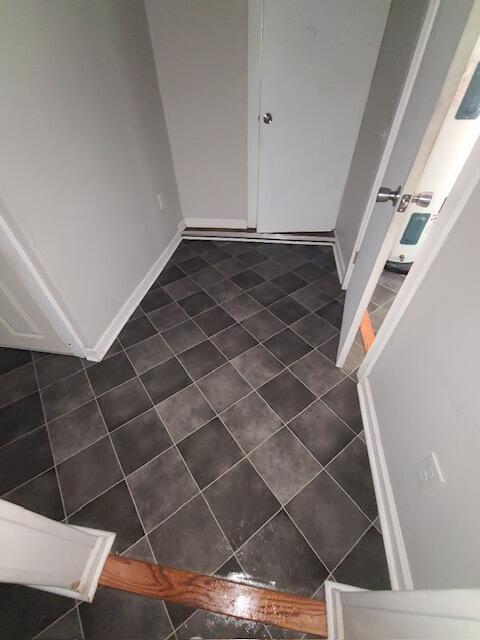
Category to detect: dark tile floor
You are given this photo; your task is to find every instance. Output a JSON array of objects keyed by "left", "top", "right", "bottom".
[{"left": 0, "top": 240, "right": 389, "bottom": 639}]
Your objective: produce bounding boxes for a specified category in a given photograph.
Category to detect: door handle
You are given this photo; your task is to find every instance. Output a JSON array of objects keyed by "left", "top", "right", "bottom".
[
  {"left": 376, "top": 186, "right": 401, "bottom": 206},
  {"left": 263, "top": 112, "right": 273, "bottom": 124}
]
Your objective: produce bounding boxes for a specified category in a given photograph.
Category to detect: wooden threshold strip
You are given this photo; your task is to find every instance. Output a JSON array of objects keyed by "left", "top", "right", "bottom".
[
  {"left": 99, "top": 554, "right": 327, "bottom": 637},
  {"left": 360, "top": 310, "right": 376, "bottom": 352}
]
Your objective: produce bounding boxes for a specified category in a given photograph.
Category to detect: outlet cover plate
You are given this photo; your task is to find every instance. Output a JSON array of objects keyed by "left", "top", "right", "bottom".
[{"left": 416, "top": 452, "right": 445, "bottom": 492}]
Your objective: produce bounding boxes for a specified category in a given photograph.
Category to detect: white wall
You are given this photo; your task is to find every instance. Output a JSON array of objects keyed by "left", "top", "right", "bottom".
[
  {"left": 335, "top": 0, "right": 429, "bottom": 278},
  {"left": 367, "top": 153, "right": 480, "bottom": 588},
  {"left": 0, "top": 0, "right": 182, "bottom": 352},
  {"left": 144, "top": 0, "right": 248, "bottom": 229}
]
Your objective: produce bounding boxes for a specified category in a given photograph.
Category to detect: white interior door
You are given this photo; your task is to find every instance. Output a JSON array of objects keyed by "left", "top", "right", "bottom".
[
  {"left": 256, "top": 0, "right": 390, "bottom": 233},
  {"left": 336, "top": 0, "right": 478, "bottom": 366}
]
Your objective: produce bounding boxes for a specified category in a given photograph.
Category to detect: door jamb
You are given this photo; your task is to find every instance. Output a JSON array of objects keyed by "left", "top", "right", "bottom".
[{"left": 247, "top": 0, "right": 263, "bottom": 229}]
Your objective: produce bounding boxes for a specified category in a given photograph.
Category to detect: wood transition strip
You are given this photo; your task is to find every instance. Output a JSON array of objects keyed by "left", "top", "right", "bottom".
[
  {"left": 99, "top": 554, "right": 327, "bottom": 637},
  {"left": 360, "top": 310, "right": 376, "bottom": 352}
]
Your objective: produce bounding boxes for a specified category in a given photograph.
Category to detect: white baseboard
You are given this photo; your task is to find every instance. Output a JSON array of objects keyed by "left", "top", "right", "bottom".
[
  {"left": 84, "top": 228, "right": 182, "bottom": 361},
  {"left": 184, "top": 217, "right": 248, "bottom": 230},
  {"left": 325, "top": 580, "right": 367, "bottom": 640},
  {"left": 357, "top": 377, "right": 413, "bottom": 590},
  {"left": 332, "top": 235, "right": 345, "bottom": 284}
]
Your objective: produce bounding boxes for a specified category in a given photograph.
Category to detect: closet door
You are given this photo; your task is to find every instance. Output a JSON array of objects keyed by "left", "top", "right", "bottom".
[{"left": 256, "top": 0, "right": 389, "bottom": 233}]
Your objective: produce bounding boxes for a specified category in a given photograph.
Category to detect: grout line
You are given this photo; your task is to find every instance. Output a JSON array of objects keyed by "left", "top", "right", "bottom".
[
  {"left": 0, "top": 422, "right": 46, "bottom": 452},
  {"left": 32, "top": 604, "right": 80, "bottom": 640}
]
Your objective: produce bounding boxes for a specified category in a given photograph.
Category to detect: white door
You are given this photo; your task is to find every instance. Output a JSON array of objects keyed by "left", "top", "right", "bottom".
[
  {"left": 255, "top": 0, "right": 390, "bottom": 233},
  {"left": 336, "top": 0, "right": 479, "bottom": 366}
]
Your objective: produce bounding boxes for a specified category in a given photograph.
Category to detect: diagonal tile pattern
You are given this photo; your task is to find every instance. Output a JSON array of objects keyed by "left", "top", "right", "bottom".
[{"left": 0, "top": 240, "right": 388, "bottom": 638}]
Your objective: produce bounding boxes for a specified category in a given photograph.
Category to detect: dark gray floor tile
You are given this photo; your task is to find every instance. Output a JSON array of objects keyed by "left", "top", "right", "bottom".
[
  {"left": 292, "top": 313, "right": 338, "bottom": 347},
  {"left": 97, "top": 377, "right": 152, "bottom": 432},
  {"left": 253, "top": 257, "right": 290, "bottom": 280},
  {"left": 216, "top": 555, "right": 245, "bottom": 581},
  {"left": 198, "top": 363, "right": 251, "bottom": 413},
  {"left": 178, "top": 290, "right": 216, "bottom": 317},
  {"left": 0, "top": 584, "right": 74, "bottom": 640},
  {"left": 239, "top": 248, "right": 269, "bottom": 268},
  {"left": 237, "top": 511, "right": 328, "bottom": 596},
  {"left": 241, "top": 309, "right": 286, "bottom": 342},
  {"left": 248, "top": 281, "right": 286, "bottom": 307},
  {"left": 206, "top": 278, "right": 243, "bottom": 303},
  {"left": 371, "top": 283, "right": 395, "bottom": 307},
  {"left": 0, "top": 427, "right": 52, "bottom": 495},
  {"left": 172, "top": 242, "right": 197, "bottom": 264},
  {"left": 224, "top": 241, "right": 255, "bottom": 256},
  {"left": 231, "top": 269, "right": 265, "bottom": 290},
  {"left": 291, "top": 350, "right": 345, "bottom": 397},
  {"left": 318, "top": 335, "right": 365, "bottom": 375},
  {"left": 176, "top": 609, "right": 269, "bottom": 639},
  {"left": 0, "top": 363, "right": 37, "bottom": 409},
  {"left": 289, "top": 400, "right": 355, "bottom": 465},
  {"left": 211, "top": 323, "right": 258, "bottom": 359},
  {"left": 250, "top": 428, "right": 321, "bottom": 503},
  {"left": 188, "top": 240, "right": 216, "bottom": 254},
  {"left": 177, "top": 339, "right": 226, "bottom": 381},
  {"left": 111, "top": 408, "right": 172, "bottom": 475},
  {"left": 148, "top": 302, "right": 188, "bottom": 332},
  {"left": 123, "top": 536, "right": 154, "bottom": 562},
  {"left": 128, "top": 447, "right": 197, "bottom": 531},
  {"left": 128, "top": 306, "right": 145, "bottom": 322},
  {"left": 204, "top": 460, "right": 280, "bottom": 550},
  {"left": 294, "top": 262, "right": 327, "bottom": 282},
  {"left": 258, "top": 371, "right": 315, "bottom": 423},
  {"left": 0, "top": 347, "right": 31, "bottom": 375},
  {"left": 269, "top": 297, "right": 309, "bottom": 325},
  {"left": 221, "top": 392, "right": 282, "bottom": 453},
  {"left": 274, "top": 251, "right": 305, "bottom": 269},
  {"left": 42, "top": 370, "right": 94, "bottom": 422},
  {"left": 49, "top": 399, "right": 106, "bottom": 463},
  {"left": 374, "top": 516, "right": 382, "bottom": 533},
  {"left": 190, "top": 265, "right": 224, "bottom": 288},
  {"left": 315, "top": 274, "right": 343, "bottom": 299},
  {"left": 57, "top": 437, "right": 122, "bottom": 515},
  {"left": 118, "top": 315, "right": 157, "bottom": 349},
  {"left": 315, "top": 251, "right": 336, "bottom": 273},
  {"left": 161, "top": 318, "right": 206, "bottom": 354},
  {"left": 272, "top": 272, "right": 308, "bottom": 294},
  {"left": 327, "top": 437, "right": 377, "bottom": 519},
  {"left": 203, "top": 246, "right": 230, "bottom": 265},
  {"left": 99, "top": 338, "right": 123, "bottom": 362},
  {"left": 149, "top": 494, "right": 231, "bottom": 573},
  {"left": 334, "top": 527, "right": 390, "bottom": 590},
  {"left": 180, "top": 256, "right": 210, "bottom": 275},
  {"left": 126, "top": 334, "right": 173, "bottom": 375},
  {"left": 140, "top": 287, "right": 173, "bottom": 313},
  {"left": 140, "top": 357, "right": 192, "bottom": 405},
  {"left": 69, "top": 481, "right": 143, "bottom": 554},
  {"left": 156, "top": 385, "right": 215, "bottom": 443},
  {"left": 194, "top": 306, "right": 236, "bottom": 337},
  {"left": 36, "top": 609, "right": 81, "bottom": 640},
  {"left": 163, "top": 276, "right": 200, "bottom": 301},
  {"left": 86, "top": 353, "right": 135, "bottom": 397},
  {"left": 370, "top": 306, "right": 388, "bottom": 332},
  {"left": 257, "top": 243, "right": 291, "bottom": 258},
  {"left": 80, "top": 586, "right": 172, "bottom": 640},
  {"left": 322, "top": 377, "right": 363, "bottom": 432},
  {"left": 379, "top": 268, "right": 405, "bottom": 293},
  {"left": 156, "top": 263, "right": 186, "bottom": 287},
  {"left": 264, "top": 328, "right": 312, "bottom": 366},
  {"left": 286, "top": 472, "right": 369, "bottom": 570},
  {"left": 0, "top": 391, "right": 44, "bottom": 447},
  {"left": 316, "top": 300, "right": 344, "bottom": 329},
  {"left": 221, "top": 292, "right": 262, "bottom": 321},
  {"left": 178, "top": 417, "right": 243, "bottom": 488},
  {"left": 5, "top": 468, "right": 63, "bottom": 520},
  {"left": 36, "top": 354, "right": 83, "bottom": 388},
  {"left": 291, "top": 284, "right": 332, "bottom": 312},
  {"left": 216, "top": 257, "right": 248, "bottom": 277},
  {"left": 232, "top": 344, "right": 284, "bottom": 388}
]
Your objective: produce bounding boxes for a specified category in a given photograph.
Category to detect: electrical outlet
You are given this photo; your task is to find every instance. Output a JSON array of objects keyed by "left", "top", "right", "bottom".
[
  {"left": 156, "top": 192, "right": 164, "bottom": 211},
  {"left": 415, "top": 452, "right": 445, "bottom": 492}
]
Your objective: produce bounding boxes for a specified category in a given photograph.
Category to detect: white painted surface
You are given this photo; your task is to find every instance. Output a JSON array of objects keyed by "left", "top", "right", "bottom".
[
  {"left": 335, "top": 0, "right": 429, "bottom": 283},
  {"left": 256, "top": 0, "right": 389, "bottom": 233},
  {"left": 0, "top": 499, "right": 114, "bottom": 602},
  {"left": 0, "top": 0, "right": 182, "bottom": 353},
  {"left": 247, "top": 0, "right": 263, "bottom": 229},
  {"left": 336, "top": 0, "right": 475, "bottom": 366},
  {"left": 145, "top": 0, "right": 248, "bottom": 228},
  {"left": 183, "top": 218, "right": 248, "bottom": 230},
  {"left": 358, "top": 134, "right": 480, "bottom": 589},
  {"left": 329, "top": 582, "right": 480, "bottom": 639}
]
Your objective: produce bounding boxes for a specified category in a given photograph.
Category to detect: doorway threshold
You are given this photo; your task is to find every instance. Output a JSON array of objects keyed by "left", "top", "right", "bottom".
[{"left": 182, "top": 227, "right": 335, "bottom": 245}]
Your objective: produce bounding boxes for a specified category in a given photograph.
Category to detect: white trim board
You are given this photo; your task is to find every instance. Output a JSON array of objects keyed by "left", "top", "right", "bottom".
[
  {"left": 247, "top": 0, "right": 263, "bottom": 229},
  {"left": 357, "top": 377, "right": 413, "bottom": 590},
  {"left": 183, "top": 218, "right": 248, "bottom": 230},
  {"left": 325, "top": 580, "right": 367, "bottom": 640},
  {"left": 84, "top": 225, "right": 183, "bottom": 361},
  {"left": 182, "top": 229, "right": 335, "bottom": 244}
]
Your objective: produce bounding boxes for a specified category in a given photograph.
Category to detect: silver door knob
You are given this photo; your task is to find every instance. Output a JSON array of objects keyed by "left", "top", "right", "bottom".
[
  {"left": 263, "top": 112, "right": 273, "bottom": 124},
  {"left": 376, "top": 186, "right": 401, "bottom": 206}
]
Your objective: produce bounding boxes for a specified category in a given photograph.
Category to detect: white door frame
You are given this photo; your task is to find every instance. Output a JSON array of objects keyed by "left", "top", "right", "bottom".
[
  {"left": 247, "top": 0, "right": 263, "bottom": 230},
  {"left": 356, "top": 135, "right": 480, "bottom": 591}
]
